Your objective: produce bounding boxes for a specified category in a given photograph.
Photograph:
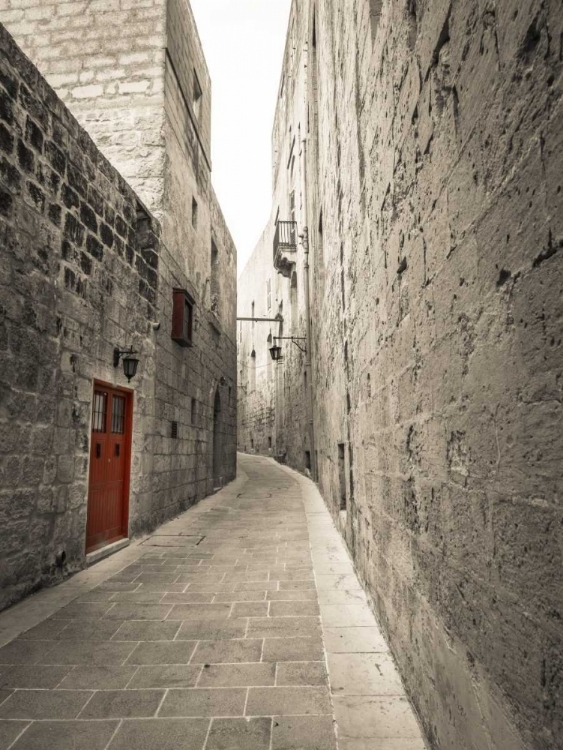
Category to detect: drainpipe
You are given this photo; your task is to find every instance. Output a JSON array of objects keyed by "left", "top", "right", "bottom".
[{"left": 300, "top": 131, "right": 317, "bottom": 482}]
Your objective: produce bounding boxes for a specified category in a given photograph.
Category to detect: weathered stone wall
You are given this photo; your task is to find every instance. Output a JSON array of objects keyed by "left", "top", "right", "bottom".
[
  {"left": 238, "top": 9, "right": 314, "bottom": 472},
  {"left": 0, "top": 10, "right": 236, "bottom": 611},
  {"left": 0, "top": 23, "right": 161, "bottom": 608},
  {"left": 0, "top": 0, "right": 238, "bottom": 425},
  {"left": 161, "top": 0, "right": 237, "bottom": 491},
  {"left": 0, "top": 0, "right": 238, "bottom": 514},
  {"left": 237, "top": 228, "right": 278, "bottom": 458},
  {"left": 166, "top": 0, "right": 211, "bottom": 165},
  {"left": 0, "top": 0, "right": 168, "bottom": 217},
  {"left": 238, "top": 0, "right": 563, "bottom": 748}
]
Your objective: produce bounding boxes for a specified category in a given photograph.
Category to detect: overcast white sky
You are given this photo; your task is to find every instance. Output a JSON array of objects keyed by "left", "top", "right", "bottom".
[{"left": 190, "top": 0, "right": 292, "bottom": 276}]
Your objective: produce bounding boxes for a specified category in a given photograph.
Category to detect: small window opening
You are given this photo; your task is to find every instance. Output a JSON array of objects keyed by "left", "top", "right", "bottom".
[
  {"left": 269, "top": 437, "right": 272, "bottom": 449},
  {"left": 305, "top": 451, "right": 312, "bottom": 471},
  {"left": 289, "top": 190, "right": 296, "bottom": 223},
  {"left": 210, "top": 239, "right": 219, "bottom": 313},
  {"left": 193, "top": 69, "right": 203, "bottom": 119},
  {"left": 338, "top": 443, "right": 346, "bottom": 511},
  {"left": 290, "top": 272, "right": 298, "bottom": 329},
  {"left": 312, "top": 10, "right": 317, "bottom": 48},
  {"left": 192, "top": 197, "right": 198, "bottom": 229},
  {"left": 250, "top": 350, "right": 256, "bottom": 391},
  {"left": 171, "top": 421, "right": 179, "bottom": 439}
]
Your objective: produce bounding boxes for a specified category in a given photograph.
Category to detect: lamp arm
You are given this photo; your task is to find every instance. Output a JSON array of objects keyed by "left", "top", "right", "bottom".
[{"left": 291, "top": 340, "right": 307, "bottom": 354}]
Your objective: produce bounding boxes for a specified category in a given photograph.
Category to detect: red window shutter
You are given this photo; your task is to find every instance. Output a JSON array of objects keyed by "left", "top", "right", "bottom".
[{"left": 172, "top": 289, "right": 194, "bottom": 347}]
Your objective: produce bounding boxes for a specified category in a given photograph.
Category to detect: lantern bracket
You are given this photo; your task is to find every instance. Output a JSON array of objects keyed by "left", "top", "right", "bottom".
[
  {"left": 274, "top": 337, "right": 307, "bottom": 354},
  {"left": 113, "top": 347, "right": 138, "bottom": 368}
]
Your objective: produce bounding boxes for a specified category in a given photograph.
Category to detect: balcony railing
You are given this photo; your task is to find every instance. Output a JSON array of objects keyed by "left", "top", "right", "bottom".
[
  {"left": 273, "top": 221, "right": 298, "bottom": 277},
  {"left": 274, "top": 221, "right": 297, "bottom": 255}
]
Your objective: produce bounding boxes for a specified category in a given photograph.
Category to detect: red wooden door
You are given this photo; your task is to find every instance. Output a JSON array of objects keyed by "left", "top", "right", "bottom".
[{"left": 86, "top": 384, "right": 132, "bottom": 553}]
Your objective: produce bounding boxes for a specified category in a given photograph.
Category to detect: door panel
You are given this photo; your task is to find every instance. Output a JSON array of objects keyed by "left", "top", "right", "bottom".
[{"left": 86, "top": 385, "right": 132, "bottom": 553}]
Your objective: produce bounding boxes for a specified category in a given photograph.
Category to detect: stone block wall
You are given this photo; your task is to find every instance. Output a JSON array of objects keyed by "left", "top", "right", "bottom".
[
  {"left": 166, "top": 0, "right": 211, "bottom": 166},
  {"left": 238, "top": 0, "right": 563, "bottom": 748},
  {"left": 237, "top": 227, "right": 278, "bottom": 458},
  {"left": 0, "top": 21, "right": 236, "bottom": 611},
  {"left": 0, "top": 0, "right": 168, "bottom": 218},
  {"left": 0, "top": 0, "right": 238, "bottom": 515},
  {"left": 0, "top": 22, "right": 160, "bottom": 608}
]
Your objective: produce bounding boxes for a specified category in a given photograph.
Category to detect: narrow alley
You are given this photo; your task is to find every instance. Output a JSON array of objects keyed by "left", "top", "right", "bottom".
[
  {"left": 0, "top": 0, "right": 561, "bottom": 747},
  {"left": 0, "top": 455, "right": 424, "bottom": 750}
]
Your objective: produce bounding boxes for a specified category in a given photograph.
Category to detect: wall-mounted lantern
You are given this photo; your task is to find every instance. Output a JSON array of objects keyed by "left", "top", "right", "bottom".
[
  {"left": 269, "top": 344, "right": 283, "bottom": 362},
  {"left": 113, "top": 347, "right": 140, "bottom": 382}
]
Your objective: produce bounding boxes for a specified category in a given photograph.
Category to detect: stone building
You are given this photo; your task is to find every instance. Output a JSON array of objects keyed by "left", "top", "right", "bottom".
[
  {"left": 238, "top": 1, "right": 563, "bottom": 749},
  {"left": 0, "top": 0, "right": 237, "bottom": 611}
]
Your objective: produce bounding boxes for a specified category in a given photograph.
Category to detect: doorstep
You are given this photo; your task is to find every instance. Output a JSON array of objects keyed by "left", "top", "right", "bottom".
[{"left": 86, "top": 537, "right": 130, "bottom": 567}]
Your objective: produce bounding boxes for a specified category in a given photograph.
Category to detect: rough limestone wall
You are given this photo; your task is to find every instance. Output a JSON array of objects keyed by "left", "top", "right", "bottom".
[
  {"left": 0, "top": 24, "right": 160, "bottom": 610},
  {"left": 166, "top": 0, "right": 211, "bottom": 163},
  {"left": 238, "top": 0, "right": 563, "bottom": 746},
  {"left": 0, "top": 0, "right": 168, "bottom": 217},
  {"left": 310, "top": 0, "right": 563, "bottom": 748},
  {"left": 161, "top": 1, "right": 237, "bottom": 495},
  {"left": 0, "top": 0, "right": 239, "bottom": 506},
  {"left": 237, "top": 228, "right": 278, "bottom": 457},
  {"left": 255, "top": 4, "right": 312, "bottom": 474}
]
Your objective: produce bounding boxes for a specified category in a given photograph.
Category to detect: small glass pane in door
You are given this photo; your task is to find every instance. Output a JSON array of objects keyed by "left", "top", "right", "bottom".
[
  {"left": 111, "top": 395, "right": 126, "bottom": 434},
  {"left": 92, "top": 392, "right": 107, "bottom": 433}
]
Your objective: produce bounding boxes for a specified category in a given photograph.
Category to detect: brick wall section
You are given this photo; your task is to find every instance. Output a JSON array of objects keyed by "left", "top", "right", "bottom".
[{"left": 238, "top": 0, "right": 563, "bottom": 748}]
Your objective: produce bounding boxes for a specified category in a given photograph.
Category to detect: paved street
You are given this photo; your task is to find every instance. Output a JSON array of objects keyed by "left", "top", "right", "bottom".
[{"left": 0, "top": 455, "right": 425, "bottom": 750}]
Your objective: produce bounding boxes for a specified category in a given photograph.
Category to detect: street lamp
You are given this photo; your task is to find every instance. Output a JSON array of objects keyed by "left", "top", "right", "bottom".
[
  {"left": 269, "top": 344, "right": 283, "bottom": 362},
  {"left": 113, "top": 347, "right": 140, "bottom": 382}
]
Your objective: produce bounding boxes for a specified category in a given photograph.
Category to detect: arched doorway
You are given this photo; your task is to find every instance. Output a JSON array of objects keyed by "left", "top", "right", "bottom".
[{"left": 213, "top": 388, "right": 222, "bottom": 489}]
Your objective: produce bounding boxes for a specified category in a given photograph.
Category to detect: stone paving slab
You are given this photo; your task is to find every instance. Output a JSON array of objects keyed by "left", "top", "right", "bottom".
[{"left": 0, "top": 455, "right": 427, "bottom": 750}]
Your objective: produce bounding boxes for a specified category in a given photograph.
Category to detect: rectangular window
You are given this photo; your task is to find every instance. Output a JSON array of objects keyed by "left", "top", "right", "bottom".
[
  {"left": 266, "top": 279, "right": 272, "bottom": 311},
  {"left": 192, "top": 197, "right": 198, "bottom": 229},
  {"left": 193, "top": 69, "right": 203, "bottom": 119},
  {"left": 210, "top": 239, "right": 219, "bottom": 313},
  {"left": 171, "top": 421, "right": 179, "bottom": 439},
  {"left": 171, "top": 288, "right": 194, "bottom": 347}
]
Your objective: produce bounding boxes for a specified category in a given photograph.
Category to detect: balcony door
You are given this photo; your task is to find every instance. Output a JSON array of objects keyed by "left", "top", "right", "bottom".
[{"left": 86, "top": 383, "right": 133, "bottom": 553}]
